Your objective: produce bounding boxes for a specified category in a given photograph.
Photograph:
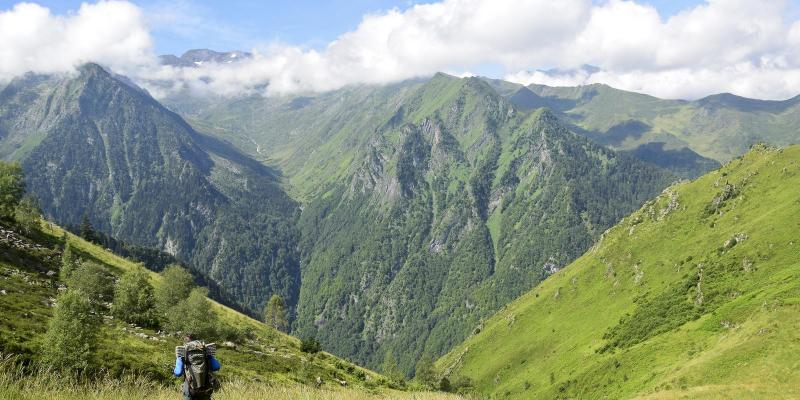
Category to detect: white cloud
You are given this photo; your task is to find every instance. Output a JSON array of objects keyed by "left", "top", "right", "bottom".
[
  {"left": 2, "top": 0, "right": 800, "bottom": 99},
  {"left": 0, "top": 1, "right": 155, "bottom": 80}
]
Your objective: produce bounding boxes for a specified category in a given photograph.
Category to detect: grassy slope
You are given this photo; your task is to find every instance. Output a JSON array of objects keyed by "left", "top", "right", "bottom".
[
  {"left": 437, "top": 144, "right": 800, "bottom": 399},
  {"left": 0, "top": 220, "right": 452, "bottom": 397}
]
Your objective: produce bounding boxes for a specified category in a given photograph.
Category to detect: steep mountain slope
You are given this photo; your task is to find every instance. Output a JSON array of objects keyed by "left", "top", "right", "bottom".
[
  {"left": 0, "top": 218, "right": 396, "bottom": 392},
  {"left": 437, "top": 144, "right": 800, "bottom": 399},
  {"left": 520, "top": 82, "right": 800, "bottom": 170},
  {"left": 281, "top": 74, "right": 673, "bottom": 374},
  {"left": 163, "top": 78, "right": 428, "bottom": 200},
  {"left": 0, "top": 64, "right": 300, "bottom": 314}
]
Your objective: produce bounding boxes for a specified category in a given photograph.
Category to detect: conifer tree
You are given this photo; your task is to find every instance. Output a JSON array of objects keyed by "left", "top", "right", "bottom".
[{"left": 79, "top": 214, "right": 98, "bottom": 243}]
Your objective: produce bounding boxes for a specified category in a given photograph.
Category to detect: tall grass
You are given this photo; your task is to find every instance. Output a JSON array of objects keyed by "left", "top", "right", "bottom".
[{"left": 0, "top": 356, "right": 474, "bottom": 400}]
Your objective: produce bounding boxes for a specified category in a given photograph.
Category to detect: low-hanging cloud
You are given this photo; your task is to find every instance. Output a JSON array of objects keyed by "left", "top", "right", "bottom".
[{"left": 2, "top": 0, "right": 800, "bottom": 99}]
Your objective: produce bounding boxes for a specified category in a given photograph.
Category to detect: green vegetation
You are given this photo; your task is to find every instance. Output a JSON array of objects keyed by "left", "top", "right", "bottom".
[
  {"left": 0, "top": 64, "right": 301, "bottom": 315},
  {"left": 264, "top": 294, "right": 289, "bottom": 333},
  {"left": 300, "top": 336, "right": 322, "bottom": 354},
  {"left": 10, "top": 62, "right": 797, "bottom": 384},
  {"left": 66, "top": 262, "right": 114, "bottom": 309},
  {"left": 0, "top": 221, "right": 417, "bottom": 394},
  {"left": 515, "top": 82, "right": 800, "bottom": 172},
  {"left": 41, "top": 290, "right": 101, "bottom": 372},
  {"left": 290, "top": 76, "right": 672, "bottom": 375},
  {"left": 438, "top": 144, "right": 800, "bottom": 399},
  {"left": 167, "top": 287, "right": 219, "bottom": 339},
  {"left": 111, "top": 266, "right": 157, "bottom": 327},
  {"left": 0, "top": 356, "right": 470, "bottom": 400},
  {"left": 0, "top": 162, "right": 399, "bottom": 394},
  {"left": 154, "top": 264, "right": 194, "bottom": 316},
  {"left": 381, "top": 352, "right": 404, "bottom": 383},
  {"left": 0, "top": 161, "right": 24, "bottom": 219}
]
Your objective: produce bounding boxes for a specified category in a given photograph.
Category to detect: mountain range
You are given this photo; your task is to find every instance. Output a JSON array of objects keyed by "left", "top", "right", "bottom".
[{"left": 1, "top": 56, "right": 799, "bottom": 377}]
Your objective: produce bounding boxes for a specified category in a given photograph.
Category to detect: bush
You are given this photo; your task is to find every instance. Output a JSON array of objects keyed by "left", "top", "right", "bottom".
[
  {"left": 218, "top": 321, "right": 255, "bottom": 342},
  {"left": 154, "top": 264, "right": 194, "bottom": 318},
  {"left": 300, "top": 336, "right": 322, "bottom": 353},
  {"left": 13, "top": 195, "right": 40, "bottom": 234},
  {"left": 263, "top": 294, "right": 289, "bottom": 332},
  {"left": 60, "top": 241, "right": 80, "bottom": 281},
  {"left": 42, "top": 289, "right": 101, "bottom": 372},
  {"left": 414, "top": 355, "right": 437, "bottom": 387},
  {"left": 166, "top": 287, "right": 218, "bottom": 339},
  {"left": 381, "top": 351, "right": 404, "bottom": 383},
  {"left": 112, "top": 265, "right": 157, "bottom": 327},
  {"left": 0, "top": 161, "right": 24, "bottom": 220},
  {"left": 67, "top": 261, "right": 114, "bottom": 308}
]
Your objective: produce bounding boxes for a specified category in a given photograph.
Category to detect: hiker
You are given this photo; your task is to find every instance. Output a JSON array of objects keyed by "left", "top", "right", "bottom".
[{"left": 173, "top": 333, "right": 221, "bottom": 400}]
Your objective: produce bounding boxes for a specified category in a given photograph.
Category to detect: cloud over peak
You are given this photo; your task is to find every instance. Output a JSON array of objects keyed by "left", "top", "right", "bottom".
[{"left": 2, "top": 0, "right": 800, "bottom": 100}]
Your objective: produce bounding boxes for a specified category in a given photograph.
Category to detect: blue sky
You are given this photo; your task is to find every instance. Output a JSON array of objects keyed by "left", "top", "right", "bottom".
[{"left": 0, "top": 0, "right": 710, "bottom": 55}]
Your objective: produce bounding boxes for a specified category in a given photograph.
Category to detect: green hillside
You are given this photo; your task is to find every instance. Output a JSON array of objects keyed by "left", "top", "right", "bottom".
[
  {"left": 0, "top": 220, "right": 380, "bottom": 386},
  {"left": 0, "top": 212, "right": 468, "bottom": 399},
  {"left": 437, "top": 144, "right": 800, "bottom": 399}
]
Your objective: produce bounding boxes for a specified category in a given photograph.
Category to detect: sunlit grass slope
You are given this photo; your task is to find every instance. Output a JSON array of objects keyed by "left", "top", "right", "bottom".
[
  {"left": 0, "top": 220, "right": 450, "bottom": 397},
  {"left": 437, "top": 144, "right": 800, "bottom": 399}
]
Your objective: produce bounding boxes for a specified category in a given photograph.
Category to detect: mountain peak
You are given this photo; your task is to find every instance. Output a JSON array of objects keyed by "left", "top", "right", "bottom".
[{"left": 159, "top": 49, "right": 252, "bottom": 67}]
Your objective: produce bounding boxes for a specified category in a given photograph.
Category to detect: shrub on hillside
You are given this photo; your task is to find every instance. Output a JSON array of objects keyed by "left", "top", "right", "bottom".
[
  {"left": 382, "top": 351, "right": 404, "bottom": 383},
  {"left": 13, "top": 195, "right": 40, "bottom": 234},
  {"left": 0, "top": 161, "right": 24, "bottom": 220},
  {"left": 112, "top": 265, "right": 157, "bottom": 328},
  {"left": 300, "top": 336, "right": 322, "bottom": 353},
  {"left": 154, "top": 264, "right": 194, "bottom": 318},
  {"left": 60, "top": 241, "right": 80, "bottom": 281},
  {"left": 414, "top": 355, "right": 437, "bottom": 388},
  {"left": 166, "top": 287, "right": 219, "bottom": 339},
  {"left": 42, "top": 289, "right": 101, "bottom": 373},
  {"left": 67, "top": 261, "right": 114, "bottom": 309},
  {"left": 263, "top": 294, "right": 289, "bottom": 332}
]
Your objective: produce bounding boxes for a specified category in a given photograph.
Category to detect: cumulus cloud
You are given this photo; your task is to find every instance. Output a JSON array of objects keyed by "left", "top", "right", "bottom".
[
  {"left": 0, "top": 1, "right": 155, "bottom": 79},
  {"left": 2, "top": 0, "right": 800, "bottom": 99}
]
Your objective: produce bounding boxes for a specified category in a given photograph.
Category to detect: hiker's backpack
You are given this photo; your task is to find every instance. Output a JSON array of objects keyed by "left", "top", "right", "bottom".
[{"left": 182, "top": 341, "right": 219, "bottom": 396}]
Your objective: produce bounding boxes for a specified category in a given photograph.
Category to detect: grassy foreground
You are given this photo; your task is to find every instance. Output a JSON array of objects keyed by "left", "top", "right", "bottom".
[{"left": 0, "top": 357, "right": 469, "bottom": 400}]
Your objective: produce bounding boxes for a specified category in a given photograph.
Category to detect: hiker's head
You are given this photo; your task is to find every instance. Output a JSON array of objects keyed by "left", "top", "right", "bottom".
[{"left": 185, "top": 333, "right": 195, "bottom": 342}]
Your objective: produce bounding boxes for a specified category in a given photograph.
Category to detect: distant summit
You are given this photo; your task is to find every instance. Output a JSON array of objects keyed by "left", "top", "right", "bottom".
[{"left": 159, "top": 49, "right": 252, "bottom": 67}]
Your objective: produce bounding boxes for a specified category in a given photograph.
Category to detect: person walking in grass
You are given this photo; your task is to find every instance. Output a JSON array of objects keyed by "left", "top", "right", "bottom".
[{"left": 174, "top": 333, "right": 221, "bottom": 400}]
